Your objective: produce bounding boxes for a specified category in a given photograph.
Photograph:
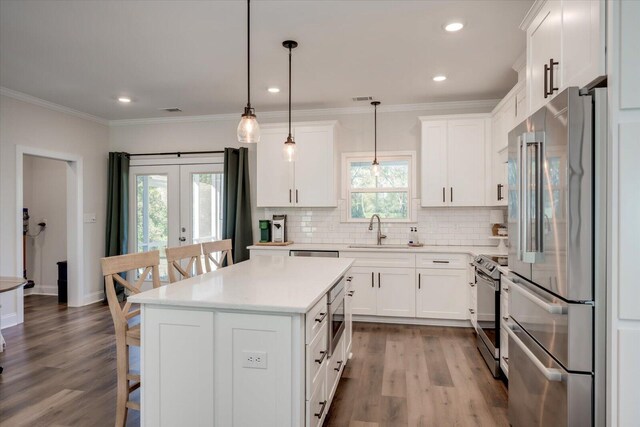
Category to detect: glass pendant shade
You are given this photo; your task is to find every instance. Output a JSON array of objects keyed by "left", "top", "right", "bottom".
[
  {"left": 237, "top": 107, "right": 260, "bottom": 143},
  {"left": 371, "top": 160, "right": 380, "bottom": 177},
  {"left": 283, "top": 136, "right": 296, "bottom": 162}
]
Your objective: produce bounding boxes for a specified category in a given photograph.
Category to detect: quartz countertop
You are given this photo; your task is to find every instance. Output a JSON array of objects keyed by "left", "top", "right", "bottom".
[
  {"left": 248, "top": 243, "right": 507, "bottom": 258},
  {"left": 129, "top": 256, "right": 354, "bottom": 314}
]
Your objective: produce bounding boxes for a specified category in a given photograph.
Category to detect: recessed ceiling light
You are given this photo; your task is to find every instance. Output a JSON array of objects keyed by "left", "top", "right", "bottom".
[
  {"left": 444, "top": 22, "right": 464, "bottom": 32},
  {"left": 117, "top": 97, "right": 132, "bottom": 103},
  {"left": 267, "top": 87, "right": 280, "bottom": 93},
  {"left": 433, "top": 75, "right": 447, "bottom": 82}
]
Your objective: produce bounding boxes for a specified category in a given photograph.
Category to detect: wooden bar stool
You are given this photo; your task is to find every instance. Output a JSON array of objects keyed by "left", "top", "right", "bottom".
[
  {"left": 202, "top": 239, "right": 234, "bottom": 272},
  {"left": 165, "top": 243, "right": 204, "bottom": 283},
  {"left": 101, "top": 250, "right": 161, "bottom": 427}
]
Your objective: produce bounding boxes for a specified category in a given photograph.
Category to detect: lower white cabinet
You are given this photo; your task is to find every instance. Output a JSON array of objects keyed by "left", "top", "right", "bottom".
[
  {"left": 416, "top": 268, "right": 469, "bottom": 320},
  {"left": 349, "top": 266, "right": 415, "bottom": 317},
  {"left": 468, "top": 264, "right": 478, "bottom": 330},
  {"left": 345, "top": 276, "right": 354, "bottom": 355}
]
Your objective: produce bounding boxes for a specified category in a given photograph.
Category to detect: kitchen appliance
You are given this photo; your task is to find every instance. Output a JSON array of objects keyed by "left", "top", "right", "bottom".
[
  {"left": 507, "top": 87, "right": 606, "bottom": 427},
  {"left": 259, "top": 219, "right": 271, "bottom": 242},
  {"left": 271, "top": 215, "right": 286, "bottom": 243},
  {"left": 290, "top": 250, "right": 339, "bottom": 258},
  {"left": 327, "top": 276, "right": 346, "bottom": 357},
  {"left": 472, "top": 254, "right": 506, "bottom": 377}
]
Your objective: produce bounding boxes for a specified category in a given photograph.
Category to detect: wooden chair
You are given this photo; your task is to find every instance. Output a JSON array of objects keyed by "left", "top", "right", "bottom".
[
  {"left": 100, "top": 250, "right": 161, "bottom": 427},
  {"left": 202, "top": 239, "right": 234, "bottom": 272},
  {"left": 165, "top": 243, "right": 204, "bottom": 283}
]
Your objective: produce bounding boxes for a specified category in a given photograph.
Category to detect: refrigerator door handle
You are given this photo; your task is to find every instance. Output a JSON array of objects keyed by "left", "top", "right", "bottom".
[
  {"left": 520, "top": 131, "right": 545, "bottom": 263},
  {"left": 510, "top": 278, "right": 568, "bottom": 314},
  {"left": 506, "top": 323, "right": 563, "bottom": 382}
]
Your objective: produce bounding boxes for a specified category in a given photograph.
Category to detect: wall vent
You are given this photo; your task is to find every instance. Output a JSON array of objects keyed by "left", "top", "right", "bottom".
[
  {"left": 160, "top": 107, "right": 182, "bottom": 113},
  {"left": 351, "top": 96, "right": 373, "bottom": 102}
]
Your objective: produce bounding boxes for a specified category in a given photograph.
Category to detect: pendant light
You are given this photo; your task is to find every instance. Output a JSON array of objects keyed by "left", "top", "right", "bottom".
[
  {"left": 371, "top": 101, "right": 381, "bottom": 176},
  {"left": 237, "top": 0, "right": 260, "bottom": 143},
  {"left": 282, "top": 40, "right": 298, "bottom": 162}
]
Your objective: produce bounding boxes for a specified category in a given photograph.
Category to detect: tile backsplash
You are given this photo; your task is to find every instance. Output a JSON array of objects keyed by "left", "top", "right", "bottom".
[{"left": 259, "top": 200, "right": 506, "bottom": 247}]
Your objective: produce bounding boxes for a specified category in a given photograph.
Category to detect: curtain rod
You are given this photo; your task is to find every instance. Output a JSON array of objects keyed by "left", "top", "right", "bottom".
[{"left": 127, "top": 150, "right": 225, "bottom": 158}]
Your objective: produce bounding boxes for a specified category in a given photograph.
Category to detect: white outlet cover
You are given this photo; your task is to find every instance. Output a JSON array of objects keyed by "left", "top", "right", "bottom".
[{"left": 242, "top": 350, "right": 268, "bottom": 369}]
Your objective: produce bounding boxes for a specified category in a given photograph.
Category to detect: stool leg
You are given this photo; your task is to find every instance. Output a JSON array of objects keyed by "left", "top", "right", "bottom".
[{"left": 114, "top": 338, "right": 129, "bottom": 427}]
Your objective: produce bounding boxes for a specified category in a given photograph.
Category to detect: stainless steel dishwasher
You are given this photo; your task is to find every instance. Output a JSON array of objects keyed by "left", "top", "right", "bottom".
[{"left": 289, "top": 250, "right": 339, "bottom": 258}]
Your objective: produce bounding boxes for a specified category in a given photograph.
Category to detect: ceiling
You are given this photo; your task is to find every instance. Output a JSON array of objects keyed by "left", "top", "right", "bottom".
[{"left": 0, "top": 0, "right": 533, "bottom": 121}]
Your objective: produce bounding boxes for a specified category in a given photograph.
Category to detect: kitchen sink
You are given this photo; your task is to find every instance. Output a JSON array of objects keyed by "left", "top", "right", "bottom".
[{"left": 347, "top": 244, "right": 410, "bottom": 249}]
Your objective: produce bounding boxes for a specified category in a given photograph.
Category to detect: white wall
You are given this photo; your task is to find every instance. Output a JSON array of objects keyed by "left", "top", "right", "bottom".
[
  {"left": 606, "top": 1, "right": 640, "bottom": 425},
  {"left": 109, "top": 101, "right": 498, "bottom": 243},
  {"left": 0, "top": 94, "right": 109, "bottom": 327},
  {"left": 23, "top": 155, "right": 67, "bottom": 296}
]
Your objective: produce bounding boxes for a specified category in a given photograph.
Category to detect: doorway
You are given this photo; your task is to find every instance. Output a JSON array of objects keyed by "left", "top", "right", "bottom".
[{"left": 129, "top": 158, "right": 224, "bottom": 282}]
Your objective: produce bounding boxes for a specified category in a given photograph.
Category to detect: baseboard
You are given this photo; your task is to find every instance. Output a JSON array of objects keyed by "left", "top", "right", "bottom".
[
  {"left": 25, "top": 284, "right": 59, "bottom": 296},
  {"left": 83, "top": 291, "right": 104, "bottom": 306},
  {"left": 353, "top": 315, "right": 472, "bottom": 328},
  {"left": 1, "top": 312, "right": 18, "bottom": 330}
]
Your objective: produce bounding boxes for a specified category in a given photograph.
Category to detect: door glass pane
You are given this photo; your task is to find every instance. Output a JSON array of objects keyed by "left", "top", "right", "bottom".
[
  {"left": 191, "top": 172, "right": 224, "bottom": 244},
  {"left": 136, "top": 174, "right": 169, "bottom": 280}
]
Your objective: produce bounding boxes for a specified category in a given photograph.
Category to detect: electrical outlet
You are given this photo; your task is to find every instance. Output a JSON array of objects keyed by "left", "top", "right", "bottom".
[{"left": 242, "top": 351, "right": 268, "bottom": 369}]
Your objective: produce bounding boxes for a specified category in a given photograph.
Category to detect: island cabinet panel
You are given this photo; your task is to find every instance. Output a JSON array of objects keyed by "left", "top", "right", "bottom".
[
  {"left": 306, "top": 321, "right": 328, "bottom": 398},
  {"left": 416, "top": 268, "right": 470, "bottom": 320},
  {"left": 141, "top": 307, "right": 215, "bottom": 427},
  {"left": 214, "top": 312, "right": 296, "bottom": 427},
  {"left": 344, "top": 275, "right": 354, "bottom": 355}
]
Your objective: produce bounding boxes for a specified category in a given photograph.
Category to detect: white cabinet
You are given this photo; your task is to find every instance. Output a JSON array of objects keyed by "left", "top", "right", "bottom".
[
  {"left": 525, "top": 0, "right": 605, "bottom": 113},
  {"left": 420, "top": 115, "right": 490, "bottom": 207},
  {"left": 348, "top": 266, "right": 415, "bottom": 317},
  {"left": 468, "top": 261, "right": 478, "bottom": 331},
  {"left": 345, "top": 276, "right": 354, "bottom": 356},
  {"left": 257, "top": 122, "right": 336, "bottom": 207},
  {"left": 415, "top": 268, "right": 469, "bottom": 320}
]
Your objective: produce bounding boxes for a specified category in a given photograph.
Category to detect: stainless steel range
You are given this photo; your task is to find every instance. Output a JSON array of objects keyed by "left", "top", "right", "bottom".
[{"left": 472, "top": 254, "right": 507, "bottom": 377}]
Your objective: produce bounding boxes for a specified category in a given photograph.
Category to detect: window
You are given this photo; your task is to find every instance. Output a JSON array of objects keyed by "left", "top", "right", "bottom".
[{"left": 343, "top": 152, "right": 415, "bottom": 221}]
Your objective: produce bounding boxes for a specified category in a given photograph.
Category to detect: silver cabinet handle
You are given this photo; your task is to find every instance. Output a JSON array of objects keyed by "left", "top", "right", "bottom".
[
  {"left": 315, "top": 351, "right": 327, "bottom": 364},
  {"left": 510, "top": 279, "right": 567, "bottom": 314},
  {"left": 315, "top": 312, "right": 327, "bottom": 323},
  {"left": 506, "top": 324, "right": 563, "bottom": 382}
]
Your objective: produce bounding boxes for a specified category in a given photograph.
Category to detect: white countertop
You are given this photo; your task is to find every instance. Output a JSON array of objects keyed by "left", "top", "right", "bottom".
[
  {"left": 129, "top": 256, "right": 354, "bottom": 314},
  {"left": 248, "top": 243, "right": 507, "bottom": 258}
]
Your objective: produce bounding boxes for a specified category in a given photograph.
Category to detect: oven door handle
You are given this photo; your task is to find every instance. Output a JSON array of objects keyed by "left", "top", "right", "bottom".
[
  {"left": 506, "top": 323, "right": 563, "bottom": 382},
  {"left": 475, "top": 270, "right": 498, "bottom": 291},
  {"left": 510, "top": 279, "right": 567, "bottom": 314}
]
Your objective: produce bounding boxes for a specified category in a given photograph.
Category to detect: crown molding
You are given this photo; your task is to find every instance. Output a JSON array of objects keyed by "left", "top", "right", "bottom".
[
  {"left": 520, "top": 0, "right": 546, "bottom": 31},
  {"left": 0, "top": 87, "right": 108, "bottom": 125},
  {"left": 108, "top": 99, "right": 499, "bottom": 127}
]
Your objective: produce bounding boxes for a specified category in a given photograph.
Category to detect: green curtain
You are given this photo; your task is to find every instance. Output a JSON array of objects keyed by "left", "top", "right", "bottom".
[
  {"left": 105, "top": 152, "right": 130, "bottom": 299},
  {"left": 222, "top": 147, "right": 253, "bottom": 263}
]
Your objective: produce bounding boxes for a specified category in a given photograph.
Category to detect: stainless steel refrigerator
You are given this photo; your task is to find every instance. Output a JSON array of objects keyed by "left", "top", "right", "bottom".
[{"left": 506, "top": 87, "right": 606, "bottom": 427}]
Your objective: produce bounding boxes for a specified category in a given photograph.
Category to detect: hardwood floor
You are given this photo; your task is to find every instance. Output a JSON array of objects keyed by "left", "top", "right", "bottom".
[
  {"left": 1, "top": 296, "right": 508, "bottom": 427},
  {"left": 324, "top": 323, "right": 509, "bottom": 427}
]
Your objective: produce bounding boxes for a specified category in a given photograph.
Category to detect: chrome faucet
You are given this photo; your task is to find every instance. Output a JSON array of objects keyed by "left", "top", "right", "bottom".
[{"left": 368, "top": 214, "right": 387, "bottom": 245}]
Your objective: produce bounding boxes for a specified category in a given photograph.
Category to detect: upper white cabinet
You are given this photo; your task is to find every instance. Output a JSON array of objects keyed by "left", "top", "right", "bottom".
[
  {"left": 420, "top": 115, "right": 491, "bottom": 207},
  {"left": 256, "top": 121, "right": 337, "bottom": 207},
  {"left": 524, "top": 0, "right": 605, "bottom": 113}
]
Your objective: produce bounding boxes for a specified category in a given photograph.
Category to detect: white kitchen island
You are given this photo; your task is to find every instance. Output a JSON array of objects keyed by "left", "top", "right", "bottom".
[{"left": 129, "top": 255, "right": 354, "bottom": 427}]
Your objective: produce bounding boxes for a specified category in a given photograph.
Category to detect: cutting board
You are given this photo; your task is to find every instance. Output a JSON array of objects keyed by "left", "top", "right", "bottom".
[{"left": 254, "top": 241, "right": 294, "bottom": 246}]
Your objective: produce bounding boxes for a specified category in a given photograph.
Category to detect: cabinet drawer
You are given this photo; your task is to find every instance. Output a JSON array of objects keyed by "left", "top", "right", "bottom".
[
  {"left": 342, "top": 251, "right": 415, "bottom": 268},
  {"left": 326, "top": 334, "right": 345, "bottom": 401},
  {"left": 306, "top": 321, "right": 328, "bottom": 398},
  {"left": 306, "top": 370, "right": 327, "bottom": 427},
  {"left": 416, "top": 253, "right": 467, "bottom": 269},
  {"left": 250, "top": 249, "right": 290, "bottom": 257},
  {"left": 306, "top": 297, "right": 328, "bottom": 344}
]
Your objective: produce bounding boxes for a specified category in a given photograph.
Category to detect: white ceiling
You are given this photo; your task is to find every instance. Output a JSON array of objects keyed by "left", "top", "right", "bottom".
[{"left": 0, "top": 0, "right": 533, "bottom": 121}]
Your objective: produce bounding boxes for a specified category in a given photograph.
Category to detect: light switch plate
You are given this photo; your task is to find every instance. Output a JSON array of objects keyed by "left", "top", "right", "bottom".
[{"left": 242, "top": 351, "right": 267, "bottom": 369}]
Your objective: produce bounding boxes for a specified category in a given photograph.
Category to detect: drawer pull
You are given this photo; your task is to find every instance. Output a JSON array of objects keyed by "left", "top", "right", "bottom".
[
  {"left": 469, "top": 308, "right": 475, "bottom": 314},
  {"left": 433, "top": 260, "right": 450, "bottom": 264},
  {"left": 346, "top": 276, "right": 353, "bottom": 282},
  {"left": 371, "top": 272, "right": 374, "bottom": 288},
  {"left": 506, "top": 324, "right": 562, "bottom": 382},
  {"left": 502, "top": 356, "right": 509, "bottom": 364},
  {"left": 315, "top": 351, "right": 327, "bottom": 364},
  {"left": 315, "top": 312, "right": 327, "bottom": 323},
  {"left": 469, "top": 282, "right": 475, "bottom": 287},
  {"left": 348, "top": 291, "right": 355, "bottom": 297},
  {"left": 502, "top": 316, "right": 509, "bottom": 321},
  {"left": 510, "top": 279, "right": 567, "bottom": 314},
  {"left": 315, "top": 400, "right": 327, "bottom": 419},
  {"left": 334, "top": 360, "right": 343, "bottom": 371},
  {"left": 418, "top": 273, "right": 421, "bottom": 289}
]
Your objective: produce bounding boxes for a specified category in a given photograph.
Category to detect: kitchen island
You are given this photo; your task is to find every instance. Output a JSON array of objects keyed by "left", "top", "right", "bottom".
[{"left": 129, "top": 255, "right": 354, "bottom": 427}]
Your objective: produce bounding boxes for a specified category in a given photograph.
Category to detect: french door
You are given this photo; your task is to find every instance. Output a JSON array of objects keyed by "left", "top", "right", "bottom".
[{"left": 129, "top": 161, "right": 224, "bottom": 281}]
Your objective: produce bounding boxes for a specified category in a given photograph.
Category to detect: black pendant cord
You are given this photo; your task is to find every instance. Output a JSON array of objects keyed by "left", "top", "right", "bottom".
[
  {"left": 288, "top": 45, "right": 292, "bottom": 138},
  {"left": 246, "top": 0, "right": 251, "bottom": 109},
  {"left": 374, "top": 104, "right": 377, "bottom": 162}
]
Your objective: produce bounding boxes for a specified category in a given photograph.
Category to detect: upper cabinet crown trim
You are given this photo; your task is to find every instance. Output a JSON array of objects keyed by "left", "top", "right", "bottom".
[
  {"left": 419, "top": 113, "right": 491, "bottom": 122},
  {"left": 520, "top": 0, "right": 548, "bottom": 31}
]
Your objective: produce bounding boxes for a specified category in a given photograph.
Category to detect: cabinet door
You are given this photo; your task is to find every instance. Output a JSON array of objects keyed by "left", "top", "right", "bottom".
[
  {"left": 376, "top": 268, "right": 416, "bottom": 317},
  {"left": 447, "top": 119, "right": 486, "bottom": 206},
  {"left": 527, "top": 0, "right": 562, "bottom": 113},
  {"left": 420, "top": 120, "right": 448, "bottom": 206},
  {"left": 562, "top": 0, "right": 605, "bottom": 89},
  {"left": 345, "top": 276, "right": 353, "bottom": 355},
  {"left": 256, "top": 127, "right": 294, "bottom": 207},
  {"left": 293, "top": 125, "right": 335, "bottom": 207},
  {"left": 349, "top": 267, "right": 377, "bottom": 316},
  {"left": 416, "top": 268, "right": 469, "bottom": 320}
]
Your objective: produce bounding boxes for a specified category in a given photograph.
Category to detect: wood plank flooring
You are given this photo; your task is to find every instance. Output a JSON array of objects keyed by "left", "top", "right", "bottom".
[
  {"left": 1, "top": 296, "right": 508, "bottom": 427},
  {"left": 324, "top": 323, "right": 509, "bottom": 427}
]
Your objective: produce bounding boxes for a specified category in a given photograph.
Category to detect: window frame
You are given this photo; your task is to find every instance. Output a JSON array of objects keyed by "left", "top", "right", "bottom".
[{"left": 341, "top": 151, "right": 416, "bottom": 223}]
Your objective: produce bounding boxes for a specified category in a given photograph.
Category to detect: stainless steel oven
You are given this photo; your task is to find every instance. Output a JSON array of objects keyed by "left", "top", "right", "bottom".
[{"left": 327, "top": 276, "right": 345, "bottom": 357}]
